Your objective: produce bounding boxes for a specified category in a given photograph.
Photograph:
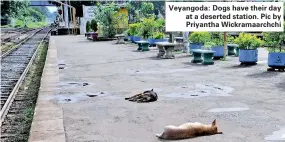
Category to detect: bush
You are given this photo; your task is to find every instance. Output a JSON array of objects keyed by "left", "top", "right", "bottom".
[
  {"left": 153, "top": 18, "right": 165, "bottom": 32},
  {"left": 210, "top": 32, "right": 224, "bottom": 46},
  {"left": 129, "top": 23, "right": 140, "bottom": 36},
  {"left": 86, "top": 21, "right": 91, "bottom": 33},
  {"left": 262, "top": 22, "right": 285, "bottom": 52},
  {"left": 234, "top": 32, "right": 263, "bottom": 50},
  {"left": 94, "top": 3, "right": 119, "bottom": 37},
  {"left": 227, "top": 35, "right": 235, "bottom": 43},
  {"left": 90, "top": 19, "right": 98, "bottom": 32},
  {"left": 188, "top": 32, "right": 211, "bottom": 44},
  {"left": 139, "top": 17, "right": 156, "bottom": 39},
  {"left": 204, "top": 41, "right": 216, "bottom": 49},
  {"left": 153, "top": 32, "right": 165, "bottom": 39}
]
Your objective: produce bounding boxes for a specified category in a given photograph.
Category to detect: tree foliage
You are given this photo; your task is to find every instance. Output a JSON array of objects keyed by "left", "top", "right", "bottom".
[
  {"left": 114, "top": 13, "right": 128, "bottom": 34},
  {"left": 28, "top": 7, "right": 45, "bottom": 22},
  {"left": 140, "top": 2, "right": 154, "bottom": 19},
  {"left": 263, "top": 22, "right": 285, "bottom": 52},
  {"left": 139, "top": 16, "right": 156, "bottom": 39},
  {"left": 86, "top": 21, "right": 91, "bottom": 32},
  {"left": 1, "top": 0, "right": 29, "bottom": 18},
  {"left": 90, "top": 19, "right": 98, "bottom": 32},
  {"left": 126, "top": 1, "right": 165, "bottom": 23},
  {"left": 94, "top": 3, "right": 120, "bottom": 37}
]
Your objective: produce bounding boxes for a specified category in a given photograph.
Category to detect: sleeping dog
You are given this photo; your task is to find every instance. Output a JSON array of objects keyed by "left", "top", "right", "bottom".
[
  {"left": 156, "top": 119, "right": 223, "bottom": 140},
  {"left": 125, "top": 89, "right": 158, "bottom": 103}
]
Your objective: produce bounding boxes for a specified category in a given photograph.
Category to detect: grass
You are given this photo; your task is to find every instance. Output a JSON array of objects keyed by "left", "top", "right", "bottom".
[
  {"left": 27, "top": 21, "right": 48, "bottom": 28},
  {"left": 0, "top": 25, "right": 10, "bottom": 28},
  {"left": 8, "top": 41, "right": 48, "bottom": 142},
  {"left": 1, "top": 19, "right": 48, "bottom": 29},
  {"left": 1, "top": 42, "right": 15, "bottom": 54}
]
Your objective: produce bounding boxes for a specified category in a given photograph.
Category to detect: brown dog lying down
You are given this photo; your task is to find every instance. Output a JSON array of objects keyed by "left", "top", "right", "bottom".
[
  {"left": 156, "top": 119, "right": 222, "bottom": 140},
  {"left": 125, "top": 89, "right": 158, "bottom": 103}
]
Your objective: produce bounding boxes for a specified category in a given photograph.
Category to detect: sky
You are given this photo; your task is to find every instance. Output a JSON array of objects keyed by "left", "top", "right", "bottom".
[{"left": 47, "top": 6, "right": 57, "bottom": 13}]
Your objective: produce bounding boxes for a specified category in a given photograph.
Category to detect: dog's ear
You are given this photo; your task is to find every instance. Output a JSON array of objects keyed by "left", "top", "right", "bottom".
[
  {"left": 212, "top": 119, "right": 216, "bottom": 126},
  {"left": 151, "top": 89, "right": 153, "bottom": 91}
]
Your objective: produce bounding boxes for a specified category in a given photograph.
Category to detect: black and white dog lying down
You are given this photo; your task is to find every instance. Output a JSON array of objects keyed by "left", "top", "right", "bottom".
[{"left": 125, "top": 89, "right": 158, "bottom": 103}]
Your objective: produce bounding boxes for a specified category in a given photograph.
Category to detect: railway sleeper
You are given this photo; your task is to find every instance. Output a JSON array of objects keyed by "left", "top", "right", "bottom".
[
  {"left": 1, "top": 70, "right": 24, "bottom": 74},
  {"left": 1, "top": 75, "right": 22, "bottom": 79},
  {"left": 1, "top": 60, "right": 30, "bottom": 64}
]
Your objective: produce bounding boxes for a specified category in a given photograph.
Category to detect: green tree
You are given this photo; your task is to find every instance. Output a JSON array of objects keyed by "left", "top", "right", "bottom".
[
  {"left": 141, "top": 2, "right": 154, "bottom": 18},
  {"left": 90, "top": 19, "right": 98, "bottom": 32},
  {"left": 125, "top": 1, "right": 142, "bottom": 23},
  {"left": 94, "top": 2, "right": 120, "bottom": 37},
  {"left": 152, "top": 1, "right": 165, "bottom": 17},
  {"left": 1, "top": 0, "right": 29, "bottom": 18},
  {"left": 113, "top": 12, "right": 128, "bottom": 34},
  {"left": 86, "top": 21, "right": 91, "bottom": 32},
  {"left": 28, "top": 8, "right": 45, "bottom": 22},
  {"left": 139, "top": 16, "right": 156, "bottom": 39}
]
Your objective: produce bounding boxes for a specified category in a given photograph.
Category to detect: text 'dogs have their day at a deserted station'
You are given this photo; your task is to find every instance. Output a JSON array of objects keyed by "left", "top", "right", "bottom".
[{"left": 165, "top": 2, "right": 284, "bottom": 32}]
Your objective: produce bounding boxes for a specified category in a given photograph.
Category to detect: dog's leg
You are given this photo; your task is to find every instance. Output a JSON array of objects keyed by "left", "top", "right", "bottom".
[
  {"left": 145, "top": 96, "right": 152, "bottom": 102},
  {"left": 136, "top": 97, "right": 145, "bottom": 103},
  {"left": 155, "top": 133, "right": 164, "bottom": 139}
]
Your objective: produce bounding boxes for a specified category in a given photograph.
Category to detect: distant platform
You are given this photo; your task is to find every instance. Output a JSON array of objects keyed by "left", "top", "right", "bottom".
[{"left": 51, "top": 28, "right": 80, "bottom": 36}]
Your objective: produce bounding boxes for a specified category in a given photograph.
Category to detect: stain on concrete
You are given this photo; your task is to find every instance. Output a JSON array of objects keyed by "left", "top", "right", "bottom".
[
  {"left": 126, "top": 68, "right": 194, "bottom": 74},
  {"left": 207, "top": 107, "right": 249, "bottom": 112},
  {"left": 195, "top": 83, "right": 234, "bottom": 94},
  {"left": 40, "top": 91, "right": 113, "bottom": 103},
  {"left": 57, "top": 82, "right": 92, "bottom": 89},
  {"left": 265, "top": 128, "right": 285, "bottom": 141},
  {"left": 58, "top": 60, "right": 66, "bottom": 69},
  {"left": 165, "top": 83, "right": 233, "bottom": 98}
]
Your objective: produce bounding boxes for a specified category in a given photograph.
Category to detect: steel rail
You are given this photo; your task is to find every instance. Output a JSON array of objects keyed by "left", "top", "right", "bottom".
[{"left": 0, "top": 27, "right": 51, "bottom": 126}]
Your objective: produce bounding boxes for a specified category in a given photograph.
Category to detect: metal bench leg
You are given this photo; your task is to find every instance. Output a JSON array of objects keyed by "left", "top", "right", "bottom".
[
  {"left": 164, "top": 46, "right": 175, "bottom": 59},
  {"left": 141, "top": 43, "right": 150, "bottom": 51},
  {"left": 191, "top": 52, "right": 203, "bottom": 63},
  {"left": 183, "top": 42, "right": 188, "bottom": 53},
  {"left": 157, "top": 46, "right": 165, "bottom": 58},
  {"left": 202, "top": 53, "right": 214, "bottom": 65},
  {"left": 137, "top": 43, "right": 142, "bottom": 50}
]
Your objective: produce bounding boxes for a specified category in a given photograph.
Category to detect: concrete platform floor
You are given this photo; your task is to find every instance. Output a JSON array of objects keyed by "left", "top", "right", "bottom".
[{"left": 31, "top": 35, "right": 285, "bottom": 142}]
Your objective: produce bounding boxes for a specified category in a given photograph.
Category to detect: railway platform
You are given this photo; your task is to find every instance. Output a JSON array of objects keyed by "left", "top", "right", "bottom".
[
  {"left": 27, "top": 35, "right": 285, "bottom": 142},
  {"left": 28, "top": 39, "right": 65, "bottom": 142}
]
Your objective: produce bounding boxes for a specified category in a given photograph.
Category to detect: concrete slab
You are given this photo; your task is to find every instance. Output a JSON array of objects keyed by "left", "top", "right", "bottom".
[
  {"left": 41, "top": 35, "right": 285, "bottom": 142},
  {"left": 28, "top": 38, "right": 65, "bottom": 142},
  {"left": 28, "top": 129, "right": 65, "bottom": 142}
]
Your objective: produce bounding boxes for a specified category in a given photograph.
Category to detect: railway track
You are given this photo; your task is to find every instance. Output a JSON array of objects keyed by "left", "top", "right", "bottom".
[{"left": 0, "top": 27, "right": 51, "bottom": 130}]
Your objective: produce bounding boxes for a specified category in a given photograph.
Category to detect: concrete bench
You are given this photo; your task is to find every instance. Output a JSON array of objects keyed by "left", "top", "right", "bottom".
[
  {"left": 174, "top": 37, "right": 184, "bottom": 51},
  {"left": 115, "top": 34, "right": 125, "bottom": 44},
  {"left": 227, "top": 44, "right": 239, "bottom": 56},
  {"left": 156, "top": 42, "right": 179, "bottom": 59},
  {"left": 136, "top": 40, "right": 150, "bottom": 51},
  {"left": 191, "top": 49, "right": 216, "bottom": 65}
]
